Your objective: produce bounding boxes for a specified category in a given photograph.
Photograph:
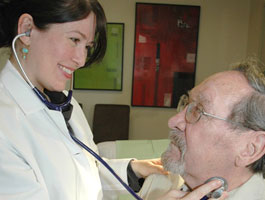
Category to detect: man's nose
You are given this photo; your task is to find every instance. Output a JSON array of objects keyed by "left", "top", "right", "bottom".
[{"left": 168, "top": 108, "right": 187, "bottom": 131}]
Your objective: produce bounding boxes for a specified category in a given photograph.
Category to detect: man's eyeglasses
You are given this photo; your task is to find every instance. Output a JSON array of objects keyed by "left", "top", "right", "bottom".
[{"left": 177, "top": 94, "right": 234, "bottom": 124}]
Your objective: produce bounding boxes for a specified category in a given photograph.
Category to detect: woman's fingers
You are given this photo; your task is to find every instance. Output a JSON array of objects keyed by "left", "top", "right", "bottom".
[
  {"left": 156, "top": 179, "right": 228, "bottom": 200},
  {"left": 182, "top": 179, "right": 225, "bottom": 200}
]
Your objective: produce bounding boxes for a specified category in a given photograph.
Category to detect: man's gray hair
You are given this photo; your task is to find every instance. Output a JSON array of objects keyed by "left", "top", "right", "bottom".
[{"left": 229, "top": 57, "right": 265, "bottom": 178}]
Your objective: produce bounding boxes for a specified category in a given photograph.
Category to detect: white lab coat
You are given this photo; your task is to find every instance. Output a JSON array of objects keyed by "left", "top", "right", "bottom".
[{"left": 0, "top": 61, "right": 131, "bottom": 200}]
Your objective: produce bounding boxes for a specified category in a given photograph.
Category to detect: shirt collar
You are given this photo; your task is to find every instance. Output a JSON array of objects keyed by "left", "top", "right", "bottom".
[{"left": 228, "top": 173, "right": 265, "bottom": 198}]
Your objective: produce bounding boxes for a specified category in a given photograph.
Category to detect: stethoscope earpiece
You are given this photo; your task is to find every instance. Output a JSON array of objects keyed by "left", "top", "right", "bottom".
[{"left": 25, "top": 30, "right": 31, "bottom": 37}]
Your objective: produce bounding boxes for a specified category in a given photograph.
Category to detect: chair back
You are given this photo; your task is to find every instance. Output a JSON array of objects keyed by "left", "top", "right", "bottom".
[{"left": 92, "top": 104, "right": 130, "bottom": 144}]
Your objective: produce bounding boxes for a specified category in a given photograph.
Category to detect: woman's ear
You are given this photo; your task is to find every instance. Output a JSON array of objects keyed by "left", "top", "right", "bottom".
[
  {"left": 17, "top": 13, "right": 34, "bottom": 45},
  {"left": 236, "top": 131, "right": 265, "bottom": 167}
]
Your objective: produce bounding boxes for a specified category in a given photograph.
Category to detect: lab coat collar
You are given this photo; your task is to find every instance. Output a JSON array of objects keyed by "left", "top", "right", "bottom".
[
  {"left": 1, "top": 60, "right": 47, "bottom": 115},
  {"left": 1, "top": 61, "right": 84, "bottom": 156}
]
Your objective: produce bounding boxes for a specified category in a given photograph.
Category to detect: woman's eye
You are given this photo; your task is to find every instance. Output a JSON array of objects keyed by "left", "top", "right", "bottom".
[
  {"left": 70, "top": 38, "right": 80, "bottom": 44},
  {"left": 86, "top": 46, "right": 91, "bottom": 51}
]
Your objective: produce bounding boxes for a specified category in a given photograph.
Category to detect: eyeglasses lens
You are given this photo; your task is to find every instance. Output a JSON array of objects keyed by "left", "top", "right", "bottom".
[
  {"left": 177, "top": 95, "right": 189, "bottom": 112},
  {"left": 186, "top": 102, "right": 201, "bottom": 123}
]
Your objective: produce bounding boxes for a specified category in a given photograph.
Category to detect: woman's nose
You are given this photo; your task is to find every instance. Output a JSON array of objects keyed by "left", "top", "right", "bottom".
[
  {"left": 168, "top": 108, "right": 187, "bottom": 131},
  {"left": 72, "top": 47, "right": 87, "bottom": 67}
]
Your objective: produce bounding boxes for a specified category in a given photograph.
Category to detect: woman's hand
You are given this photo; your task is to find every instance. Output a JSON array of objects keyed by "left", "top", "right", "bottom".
[
  {"left": 130, "top": 158, "right": 168, "bottom": 178},
  {"left": 157, "top": 179, "right": 228, "bottom": 200}
]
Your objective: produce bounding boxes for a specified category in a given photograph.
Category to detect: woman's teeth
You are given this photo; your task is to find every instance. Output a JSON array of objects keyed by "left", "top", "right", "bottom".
[{"left": 59, "top": 65, "right": 73, "bottom": 74}]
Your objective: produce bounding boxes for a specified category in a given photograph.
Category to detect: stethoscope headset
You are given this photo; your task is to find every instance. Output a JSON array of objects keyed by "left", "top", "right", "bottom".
[{"left": 12, "top": 30, "right": 143, "bottom": 200}]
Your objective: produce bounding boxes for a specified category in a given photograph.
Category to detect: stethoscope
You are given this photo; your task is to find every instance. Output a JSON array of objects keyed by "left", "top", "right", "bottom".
[{"left": 12, "top": 31, "right": 143, "bottom": 200}]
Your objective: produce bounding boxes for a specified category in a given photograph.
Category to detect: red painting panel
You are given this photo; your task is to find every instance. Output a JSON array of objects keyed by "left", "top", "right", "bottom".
[{"left": 132, "top": 3, "right": 200, "bottom": 108}]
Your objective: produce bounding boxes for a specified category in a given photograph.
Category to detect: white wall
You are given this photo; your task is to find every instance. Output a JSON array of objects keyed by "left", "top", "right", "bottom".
[
  {"left": 247, "top": 0, "right": 265, "bottom": 62},
  {"left": 0, "top": 0, "right": 261, "bottom": 140}
]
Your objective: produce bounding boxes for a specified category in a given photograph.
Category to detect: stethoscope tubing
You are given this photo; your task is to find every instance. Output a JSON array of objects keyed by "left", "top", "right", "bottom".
[
  {"left": 12, "top": 32, "right": 143, "bottom": 200},
  {"left": 70, "top": 133, "right": 143, "bottom": 200}
]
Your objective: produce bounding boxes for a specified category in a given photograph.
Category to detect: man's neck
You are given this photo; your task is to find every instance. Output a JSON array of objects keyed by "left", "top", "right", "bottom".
[{"left": 183, "top": 169, "right": 254, "bottom": 192}]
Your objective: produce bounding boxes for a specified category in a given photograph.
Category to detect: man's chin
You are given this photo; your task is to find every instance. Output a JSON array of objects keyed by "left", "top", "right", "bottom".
[{"left": 161, "top": 150, "right": 186, "bottom": 175}]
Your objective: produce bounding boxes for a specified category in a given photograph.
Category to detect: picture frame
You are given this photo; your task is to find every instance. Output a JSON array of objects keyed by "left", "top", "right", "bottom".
[
  {"left": 131, "top": 3, "right": 200, "bottom": 108},
  {"left": 74, "top": 23, "right": 124, "bottom": 91}
]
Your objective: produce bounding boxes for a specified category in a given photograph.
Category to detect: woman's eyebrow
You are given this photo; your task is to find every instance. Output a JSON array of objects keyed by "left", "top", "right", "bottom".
[{"left": 69, "top": 30, "right": 87, "bottom": 39}]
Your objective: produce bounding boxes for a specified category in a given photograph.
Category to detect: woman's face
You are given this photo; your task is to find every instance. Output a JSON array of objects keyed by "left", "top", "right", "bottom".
[{"left": 25, "top": 12, "right": 96, "bottom": 92}]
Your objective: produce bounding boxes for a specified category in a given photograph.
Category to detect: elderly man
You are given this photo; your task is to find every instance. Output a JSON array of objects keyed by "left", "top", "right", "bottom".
[{"left": 139, "top": 58, "right": 265, "bottom": 200}]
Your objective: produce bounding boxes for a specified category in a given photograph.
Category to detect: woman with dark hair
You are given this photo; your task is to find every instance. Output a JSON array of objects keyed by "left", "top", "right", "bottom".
[
  {"left": 0, "top": 0, "right": 168, "bottom": 199},
  {"left": 0, "top": 0, "right": 107, "bottom": 66}
]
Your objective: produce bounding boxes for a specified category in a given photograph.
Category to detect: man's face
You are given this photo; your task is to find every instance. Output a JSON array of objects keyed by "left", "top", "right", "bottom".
[{"left": 162, "top": 71, "right": 253, "bottom": 188}]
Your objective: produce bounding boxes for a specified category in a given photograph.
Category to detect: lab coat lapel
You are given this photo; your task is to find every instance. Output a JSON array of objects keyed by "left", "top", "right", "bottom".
[
  {"left": 45, "top": 108, "right": 84, "bottom": 156},
  {"left": 68, "top": 102, "right": 98, "bottom": 151},
  {"left": 1, "top": 61, "right": 46, "bottom": 114},
  {"left": 44, "top": 109, "right": 69, "bottom": 136}
]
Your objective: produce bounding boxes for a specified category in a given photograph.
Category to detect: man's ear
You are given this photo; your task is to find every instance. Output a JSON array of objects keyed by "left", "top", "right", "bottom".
[
  {"left": 236, "top": 131, "right": 265, "bottom": 167},
  {"left": 17, "top": 13, "right": 34, "bottom": 45}
]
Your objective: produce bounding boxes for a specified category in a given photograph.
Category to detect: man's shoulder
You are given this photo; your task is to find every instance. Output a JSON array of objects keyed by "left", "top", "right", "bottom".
[{"left": 228, "top": 173, "right": 265, "bottom": 200}]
